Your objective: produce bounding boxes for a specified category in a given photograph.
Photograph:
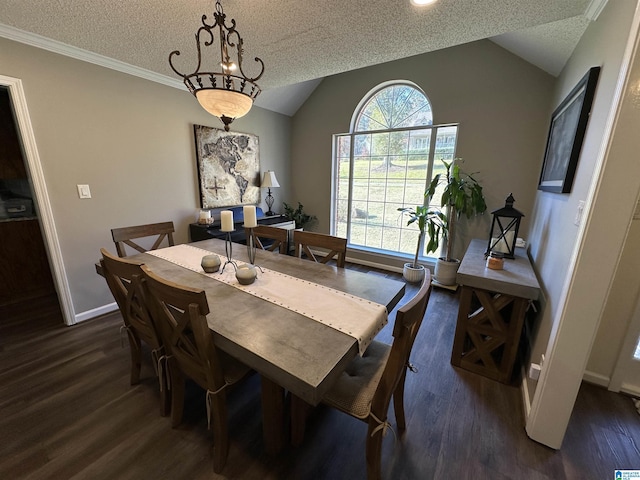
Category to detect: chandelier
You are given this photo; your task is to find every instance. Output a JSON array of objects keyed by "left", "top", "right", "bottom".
[{"left": 169, "top": 0, "right": 264, "bottom": 131}]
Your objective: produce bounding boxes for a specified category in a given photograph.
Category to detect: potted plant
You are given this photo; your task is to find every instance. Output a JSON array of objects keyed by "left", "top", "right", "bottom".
[
  {"left": 283, "top": 201, "right": 317, "bottom": 230},
  {"left": 425, "top": 158, "right": 487, "bottom": 285},
  {"left": 398, "top": 204, "right": 446, "bottom": 283}
]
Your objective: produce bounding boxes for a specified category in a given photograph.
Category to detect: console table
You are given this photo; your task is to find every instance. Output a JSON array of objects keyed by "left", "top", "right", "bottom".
[
  {"left": 189, "top": 215, "right": 295, "bottom": 244},
  {"left": 451, "top": 238, "right": 540, "bottom": 384}
]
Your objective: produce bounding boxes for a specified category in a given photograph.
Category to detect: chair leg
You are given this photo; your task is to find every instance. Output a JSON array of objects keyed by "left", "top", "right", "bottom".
[
  {"left": 290, "top": 394, "right": 312, "bottom": 447},
  {"left": 393, "top": 369, "right": 407, "bottom": 431},
  {"left": 168, "top": 359, "right": 185, "bottom": 428},
  {"left": 210, "top": 392, "right": 229, "bottom": 473},
  {"left": 158, "top": 356, "right": 170, "bottom": 417},
  {"left": 365, "top": 421, "right": 384, "bottom": 480},
  {"left": 127, "top": 334, "right": 142, "bottom": 385}
]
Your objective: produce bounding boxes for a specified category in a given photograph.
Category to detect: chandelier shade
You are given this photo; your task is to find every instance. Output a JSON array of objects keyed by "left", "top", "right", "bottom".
[
  {"left": 195, "top": 89, "right": 254, "bottom": 121},
  {"left": 169, "top": 0, "right": 264, "bottom": 131}
]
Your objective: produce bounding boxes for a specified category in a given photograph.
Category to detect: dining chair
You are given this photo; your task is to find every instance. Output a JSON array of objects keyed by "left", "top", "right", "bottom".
[
  {"left": 245, "top": 225, "right": 288, "bottom": 254},
  {"left": 293, "top": 230, "right": 347, "bottom": 268},
  {"left": 140, "top": 265, "right": 253, "bottom": 473},
  {"left": 291, "top": 273, "right": 432, "bottom": 480},
  {"left": 111, "top": 221, "right": 175, "bottom": 257},
  {"left": 99, "top": 248, "right": 169, "bottom": 416}
]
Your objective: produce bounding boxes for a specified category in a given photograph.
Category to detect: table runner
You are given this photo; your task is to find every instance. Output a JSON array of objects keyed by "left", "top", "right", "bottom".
[{"left": 148, "top": 244, "right": 387, "bottom": 355}]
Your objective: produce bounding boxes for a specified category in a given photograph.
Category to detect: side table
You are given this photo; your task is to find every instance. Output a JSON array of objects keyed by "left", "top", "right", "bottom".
[{"left": 451, "top": 239, "right": 540, "bottom": 383}]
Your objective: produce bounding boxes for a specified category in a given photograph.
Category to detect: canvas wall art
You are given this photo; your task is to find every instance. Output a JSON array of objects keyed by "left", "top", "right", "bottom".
[
  {"left": 538, "top": 66, "right": 600, "bottom": 193},
  {"left": 194, "top": 125, "right": 260, "bottom": 208}
]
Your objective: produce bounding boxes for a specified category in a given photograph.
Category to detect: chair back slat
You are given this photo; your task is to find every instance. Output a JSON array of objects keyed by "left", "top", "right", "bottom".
[
  {"left": 370, "top": 272, "right": 432, "bottom": 418},
  {"left": 293, "top": 230, "right": 347, "bottom": 268},
  {"left": 246, "top": 225, "right": 288, "bottom": 254},
  {"left": 111, "top": 221, "right": 175, "bottom": 257},
  {"left": 141, "top": 265, "right": 226, "bottom": 391},
  {"left": 100, "top": 248, "right": 161, "bottom": 350}
]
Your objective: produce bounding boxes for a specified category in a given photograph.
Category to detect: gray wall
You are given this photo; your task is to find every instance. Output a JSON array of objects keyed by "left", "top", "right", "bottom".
[
  {"left": 290, "top": 39, "right": 555, "bottom": 268},
  {"left": 525, "top": 0, "right": 637, "bottom": 396},
  {"left": 0, "top": 36, "right": 291, "bottom": 318}
]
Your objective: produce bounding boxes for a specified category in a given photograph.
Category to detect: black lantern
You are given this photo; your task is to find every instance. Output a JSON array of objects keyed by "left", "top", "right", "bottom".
[{"left": 486, "top": 193, "right": 524, "bottom": 259}]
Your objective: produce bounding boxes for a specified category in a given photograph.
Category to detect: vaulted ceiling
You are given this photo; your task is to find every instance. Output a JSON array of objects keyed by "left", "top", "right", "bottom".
[{"left": 0, "top": 0, "right": 604, "bottom": 115}]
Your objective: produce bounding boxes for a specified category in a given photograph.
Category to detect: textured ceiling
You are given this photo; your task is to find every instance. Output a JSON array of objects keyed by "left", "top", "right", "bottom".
[{"left": 0, "top": 0, "right": 595, "bottom": 114}]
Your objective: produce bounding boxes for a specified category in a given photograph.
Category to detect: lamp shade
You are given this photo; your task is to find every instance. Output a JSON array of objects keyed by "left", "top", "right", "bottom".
[
  {"left": 261, "top": 171, "right": 280, "bottom": 188},
  {"left": 195, "top": 89, "right": 253, "bottom": 119}
]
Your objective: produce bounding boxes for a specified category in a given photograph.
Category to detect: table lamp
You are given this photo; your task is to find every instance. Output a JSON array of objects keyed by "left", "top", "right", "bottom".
[{"left": 261, "top": 170, "right": 280, "bottom": 216}]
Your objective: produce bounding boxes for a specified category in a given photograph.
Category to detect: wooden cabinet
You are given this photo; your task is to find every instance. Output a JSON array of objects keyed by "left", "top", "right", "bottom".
[{"left": 0, "top": 218, "right": 56, "bottom": 306}]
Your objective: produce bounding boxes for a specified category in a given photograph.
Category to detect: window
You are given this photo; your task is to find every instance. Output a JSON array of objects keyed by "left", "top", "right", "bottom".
[{"left": 332, "top": 81, "right": 458, "bottom": 261}]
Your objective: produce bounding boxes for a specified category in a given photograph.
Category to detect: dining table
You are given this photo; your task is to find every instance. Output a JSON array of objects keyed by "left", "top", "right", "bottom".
[{"left": 104, "top": 238, "right": 406, "bottom": 453}]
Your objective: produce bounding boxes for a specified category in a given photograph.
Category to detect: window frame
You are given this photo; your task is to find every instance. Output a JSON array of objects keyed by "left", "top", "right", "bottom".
[{"left": 331, "top": 81, "right": 459, "bottom": 264}]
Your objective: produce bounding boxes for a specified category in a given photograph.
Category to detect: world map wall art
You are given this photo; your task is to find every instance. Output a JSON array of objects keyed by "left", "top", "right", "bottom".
[{"left": 194, "top": 124, "right": 261, "bottom": 208}]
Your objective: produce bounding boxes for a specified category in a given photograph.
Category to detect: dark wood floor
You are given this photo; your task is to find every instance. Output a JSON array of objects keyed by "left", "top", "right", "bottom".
[{"left": 1, "top": 272, "right": 639, "bottom": 479}]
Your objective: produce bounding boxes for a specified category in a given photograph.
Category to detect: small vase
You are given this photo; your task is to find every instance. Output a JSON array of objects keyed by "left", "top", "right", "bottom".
[
  {"left": 235, "top": 265, "right": 257, "bottom": 285},
  {"left": 201, "top": 255, "right": 221, "bottom": 273}
]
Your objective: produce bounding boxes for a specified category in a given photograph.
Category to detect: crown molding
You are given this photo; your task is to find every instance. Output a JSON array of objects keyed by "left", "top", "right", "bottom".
[
  {"left": 0, "top": 23, "right": 185, "bottom": 91},
  {"left": 584, "top": 0, "right": 608, "bottom": 21}
]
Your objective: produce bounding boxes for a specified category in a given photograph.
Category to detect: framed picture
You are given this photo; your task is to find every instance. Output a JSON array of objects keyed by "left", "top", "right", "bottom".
[
  {"left": 194, "top": 124, "right": 261, "bottom": 208},
  {"left": 538, "top": 66, "right": 600, "bottom": 193}
]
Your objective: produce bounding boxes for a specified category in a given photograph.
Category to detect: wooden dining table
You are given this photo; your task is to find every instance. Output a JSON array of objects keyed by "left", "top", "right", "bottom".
[{"left": 107, "top": 238, "right": 406, "bottom": 453}]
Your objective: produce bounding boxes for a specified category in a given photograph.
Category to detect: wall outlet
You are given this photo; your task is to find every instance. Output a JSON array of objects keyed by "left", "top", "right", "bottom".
[{"left": 529, "top": 363, "right": 542, "bottom": 380}]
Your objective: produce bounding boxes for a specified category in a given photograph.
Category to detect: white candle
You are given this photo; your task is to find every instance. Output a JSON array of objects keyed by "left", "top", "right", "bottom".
[
  {"left": 243, "top": 205, "right": 257, "bottom": 228},
  {"left": 220, "top": 210, "right": 234, "bottom": 232},
  {"left": 199, "top": 209, "right": 211, "bottom": 221},
  {"left": 492, "top": 231, "right": 514, "bottom": 253}
]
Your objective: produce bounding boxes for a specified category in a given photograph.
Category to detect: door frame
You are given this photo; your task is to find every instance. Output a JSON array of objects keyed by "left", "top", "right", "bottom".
[
  {"left": 1, "top": 74, "right": 76, "bottom": 325},
  {"left": 609, "top": 286, "right": 640, "bottom": 395}
]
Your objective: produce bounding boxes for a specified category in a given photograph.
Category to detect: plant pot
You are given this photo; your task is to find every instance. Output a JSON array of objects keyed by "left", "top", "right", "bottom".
[
  {"left": 403, "top": 263, "right": 426, "bottom": 283},
  {"left": 434, "top": 258, "right": 460, "bottom": 286}
]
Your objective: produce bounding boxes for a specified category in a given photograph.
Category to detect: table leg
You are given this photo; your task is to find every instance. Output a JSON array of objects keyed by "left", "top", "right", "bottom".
[
  {"left": 451, "top": 285, "right": 528, "bottom": 383},
  {"left": 261, "top": 375, "right": 285, "bottom": 454}
]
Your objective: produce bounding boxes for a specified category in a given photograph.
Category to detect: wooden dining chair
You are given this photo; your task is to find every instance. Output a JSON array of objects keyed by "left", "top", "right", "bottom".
[
  {"left": 140, "top": 265, "right": 253, "bottom": 473},
  {"left": 291, "top": 273, "right": 432, "bottom": 480},
  {"left": 99, "top": 248, "right": 169, "bottom": 416},
  {"left": 293, "top": 230, "right": 347, "bottom": 268},
  {"left": 245, "top": 225, "right": 288, "bottom": 254},
  {"left": 111, "top": 221, "right": 175, "bottom": 257}
]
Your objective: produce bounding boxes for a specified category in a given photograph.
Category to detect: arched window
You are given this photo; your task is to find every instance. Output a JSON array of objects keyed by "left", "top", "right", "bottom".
[{"left": 332, "top": 81, "right": 458, "bottom": 261}]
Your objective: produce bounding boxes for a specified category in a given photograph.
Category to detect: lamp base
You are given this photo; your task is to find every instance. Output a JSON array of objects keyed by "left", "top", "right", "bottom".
[{"left": 265, "top": 189, "right": 276, "bottom": 217}]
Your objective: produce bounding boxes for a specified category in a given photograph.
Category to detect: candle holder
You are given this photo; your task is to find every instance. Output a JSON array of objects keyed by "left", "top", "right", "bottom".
[
  {"left": 244, "top": 227, "right": 264, "bottom": 274},
  {"left": 220, "top": 231, "right": 238, "bottom": 273}
]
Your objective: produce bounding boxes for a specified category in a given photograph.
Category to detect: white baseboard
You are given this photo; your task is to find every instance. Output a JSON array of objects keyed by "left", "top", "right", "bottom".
[
  {"left": 582, "top": 370, "right": 610, "bottom": 387},
  {"left": 74, "top": 302, "right": 119, "bottom": 323},
  {"left": 521, "top": 368, "right": 614, "bottom": 419},
  {"left": 620, "top": 383, "right": 640, "bottom": 397}
]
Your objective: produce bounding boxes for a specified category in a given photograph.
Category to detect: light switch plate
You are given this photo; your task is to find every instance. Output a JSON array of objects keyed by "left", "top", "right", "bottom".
[
  {"left": 574, "top": 200, "right": 585, "bottom": 226},
  {"left": 77, "top": 184, "right": 91, "bottom": 199}
]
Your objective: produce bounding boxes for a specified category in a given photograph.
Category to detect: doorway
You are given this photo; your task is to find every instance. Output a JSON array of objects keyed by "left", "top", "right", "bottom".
[
  {"left": 610, "top": 289, "right": 640, "bottom": 396},
  {"left": 0, "top": 75, "right": 75, "bottom": 327},
  {"left": 0, "top": 86, "right": 60, "bottom": 325}
]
